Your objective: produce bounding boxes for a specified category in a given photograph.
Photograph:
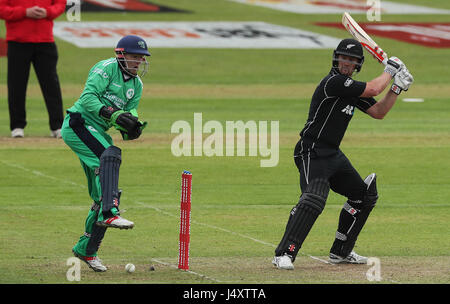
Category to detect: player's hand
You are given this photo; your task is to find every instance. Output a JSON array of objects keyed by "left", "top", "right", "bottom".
[
  {"left": 390, "top": 68, "right": 414, "bottom": 95},
  {"left": 394, "top": 68, "right": 414, "bottom": 91},
  {"left": 111, "top": 111, "right": 140, "bottom": 133},
  {"left": 34, "top": 7, "right": 47, "bottom": 18},
  {"left": 26, "top": 6, "right": 47, "bottom": 19},
  {"left": 99, "top": 106, "right": 147, "bottom": 139},
  {"left": 384, "top": 57, "right": 404, "bottom": 77},
  {"left": 120, "top": 120, "right": 147, "bottom": 140}
]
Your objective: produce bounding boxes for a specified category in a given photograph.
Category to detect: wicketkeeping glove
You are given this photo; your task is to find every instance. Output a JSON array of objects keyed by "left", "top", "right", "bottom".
[
  {"left": 120, "top": 120, "right": 147, "bottom": 140},
  {"left": 99, "top": 106, "right": 147, "bottom": 140},
  {"left": 110, "top": 110, "right": 139, "bottom": 133}
]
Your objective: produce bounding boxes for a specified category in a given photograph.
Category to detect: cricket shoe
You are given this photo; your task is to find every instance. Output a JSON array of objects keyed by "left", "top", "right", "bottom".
[
  {"left": 11, "top": 128, "right": 24, "bottom": 138},
  {"left": 72, "top": 249, "right": 107, "bottom": 272},
  {"left": 272, "top": 254, "right": 294, "bottom": 270},
  {"left": 329, "top": 251, "right": 368, "bottom": 264},
  {"left": 96, "top": 216, "right": 134, "bottom": 229},
  {"left": 51, "top": 128, "right": 62, "bottom": 138}
]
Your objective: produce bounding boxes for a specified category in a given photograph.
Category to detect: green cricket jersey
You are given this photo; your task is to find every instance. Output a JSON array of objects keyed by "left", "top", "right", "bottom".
[{"left": 67, "top": 58, "right": 143, "bottom": 133}]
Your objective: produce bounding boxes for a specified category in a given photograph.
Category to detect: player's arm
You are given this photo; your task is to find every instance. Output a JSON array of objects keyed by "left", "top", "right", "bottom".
[
  {"left": 0, "top": 0, "right": 27, "bottom": 21},
  {"left": 360, "top": 57, "right": 404, "bottom": 98},
  {"left": 365, "top": 90, "right": 398, "bottom": 119},
  {"left": 360, "top": 73, "right": 392, "bottom": 98},
  {"left": 366, "top": 68, "right": 414, "bottom": 119},
  {"left": 78, "top": 66, "right": 112, "bottom": 116},
  {"left": 41, "top": 0, "right": 66, "bottom": 20}
]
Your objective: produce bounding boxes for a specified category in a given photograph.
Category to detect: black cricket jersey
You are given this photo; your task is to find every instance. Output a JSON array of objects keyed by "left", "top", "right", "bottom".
[{"left": 299, "top": 69, "right": 376, "bottom": 155}]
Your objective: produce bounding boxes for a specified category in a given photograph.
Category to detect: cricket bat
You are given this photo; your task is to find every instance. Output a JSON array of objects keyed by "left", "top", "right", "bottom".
[{"left": 341, "top": 12, "right": 388, "bottom": 65}]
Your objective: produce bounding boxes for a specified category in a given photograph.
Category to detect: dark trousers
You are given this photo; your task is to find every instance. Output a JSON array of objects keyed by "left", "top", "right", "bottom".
[
  {"left": 7, "top": 41, "right": 64, "bottom": 131},
  {"left": 294, "top": 139, "right": 366, "bottom": 201}
]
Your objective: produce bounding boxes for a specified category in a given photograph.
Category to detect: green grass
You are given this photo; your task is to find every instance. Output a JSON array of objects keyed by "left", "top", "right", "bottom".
[{"left": 0, "top": 0, "right": 449, "bottom": 286}]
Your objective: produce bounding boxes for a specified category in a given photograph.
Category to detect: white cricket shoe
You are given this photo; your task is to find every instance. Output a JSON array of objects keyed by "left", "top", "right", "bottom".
[
  {"left": 11, "top": 128, "right": 24, "bottom": 138},
  {"left": 51, "top": 129, "right": 62, "bottom": 138},
  {"left": 97, "top": 216, "right": 134, "bottom": 229},
  {"left": 272, "top": 254, "right": 294, "bottom": 270},
  {"left": 329, "top": 251, "right": 368, "bottom": 264},
  {"left": 72, "top": 249, "right": 107, "bottom": 272}
]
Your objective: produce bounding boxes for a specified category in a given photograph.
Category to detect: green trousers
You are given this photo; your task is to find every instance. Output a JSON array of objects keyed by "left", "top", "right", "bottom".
[{"left": 61, "top": 113, "right": 118, "bottom": 257}]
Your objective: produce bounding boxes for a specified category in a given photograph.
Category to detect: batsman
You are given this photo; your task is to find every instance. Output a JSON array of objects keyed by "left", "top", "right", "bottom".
[
  {"left": 272, "top": 38, "right": 413, "bottom": 270},
  {"left": 61, "top": 35, "right": 150, "bottom": 272}
]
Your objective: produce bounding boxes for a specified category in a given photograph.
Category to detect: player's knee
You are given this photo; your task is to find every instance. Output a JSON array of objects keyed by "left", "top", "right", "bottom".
[
  {"left": 298, "top": 178, "right": 330, "bottom": 213},
  {"left": 100, "top": 145, "right": 122, "bottom": 162},
  {"left": 345, "top": 174, "right": 378, "bottom": 210}
]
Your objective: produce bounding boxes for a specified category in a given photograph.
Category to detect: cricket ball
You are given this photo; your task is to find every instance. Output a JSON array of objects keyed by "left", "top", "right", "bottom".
[{"left": 125, "top": 263, "right": 135, "bottom": 273}]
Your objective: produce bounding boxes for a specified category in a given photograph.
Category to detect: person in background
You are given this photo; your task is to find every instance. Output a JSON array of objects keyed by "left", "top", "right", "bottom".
[{"left": 0, "top": 0, "right": 66, "bottom": 138}]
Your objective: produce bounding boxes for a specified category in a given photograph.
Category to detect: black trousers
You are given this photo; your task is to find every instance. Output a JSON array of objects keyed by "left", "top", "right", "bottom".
[
  {"left": 294, "top": 139, "right": 366, "bottom": 201},
  {"left": 7, "top": 41, "right": 64, "bottom": 131}
]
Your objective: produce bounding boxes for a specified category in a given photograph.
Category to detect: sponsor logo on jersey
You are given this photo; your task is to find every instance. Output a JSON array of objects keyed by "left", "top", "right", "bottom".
[
  {"left": 126, "top": 88, "right": 135, "bottom": 99},
  {"left": 344, "top": 78, "right": 354, "bottom": 87},
  {"left": 342, "top": 105, "right": 354, "bottom": 116},
  {"left": 104, "top": 92, "right": 125, "bottom": 108}
]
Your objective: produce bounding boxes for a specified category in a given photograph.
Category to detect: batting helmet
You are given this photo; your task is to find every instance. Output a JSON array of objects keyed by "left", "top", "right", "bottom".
[
  {"left": 115, "top": 35, "right": 151, "bottom": 77},
  {"left": 332, "top": 38, "right": 364, "bottom": 73},
  {"left": 115, "top": 35, "right": 151, "bottom": 56}
]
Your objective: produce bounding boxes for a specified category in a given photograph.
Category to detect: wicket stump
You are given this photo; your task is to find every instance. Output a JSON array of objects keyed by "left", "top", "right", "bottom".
[{"left": 178, "top": 170, "right": 192, "bottom": 270}]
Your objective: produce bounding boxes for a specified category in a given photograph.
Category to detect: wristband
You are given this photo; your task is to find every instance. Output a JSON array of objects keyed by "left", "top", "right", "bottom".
[
  {"left": 390, "top": 84, "right": 402, "bottom": 95},
  {"left": 99, "top": 106, "right": 117, "bottom": 120}
]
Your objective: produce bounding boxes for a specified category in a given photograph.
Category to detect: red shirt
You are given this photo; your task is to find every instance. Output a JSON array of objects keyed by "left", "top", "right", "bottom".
[{"left": 0, "top": 0, "right": 66, "bottom": 43}]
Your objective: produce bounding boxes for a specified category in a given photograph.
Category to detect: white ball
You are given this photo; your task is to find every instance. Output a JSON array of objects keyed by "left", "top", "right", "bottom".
[{"left": 125, "top": 263, "right": 135, "bottom": 273}]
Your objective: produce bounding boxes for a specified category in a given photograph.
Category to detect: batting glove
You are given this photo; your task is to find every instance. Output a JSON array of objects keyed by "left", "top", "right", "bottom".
[
  {"left": 391, "top": 68, "right": 414, "bottom": 95},
  {"left": 384, "top": 56, "right": 404, "bottom": 77}
]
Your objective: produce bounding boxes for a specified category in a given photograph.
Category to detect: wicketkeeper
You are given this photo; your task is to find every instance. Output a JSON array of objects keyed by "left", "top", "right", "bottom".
[
  {"left": 61, "top": 35, "right": 150, "bottom": 272},
  {"left": 272, "top": 38, "right": 413, "bottom": 270}
]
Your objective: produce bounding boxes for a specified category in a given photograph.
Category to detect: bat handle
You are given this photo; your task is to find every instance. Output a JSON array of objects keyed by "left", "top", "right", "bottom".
[{"left": 381, "top": 58, "right": 388, "bottom": 66}]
